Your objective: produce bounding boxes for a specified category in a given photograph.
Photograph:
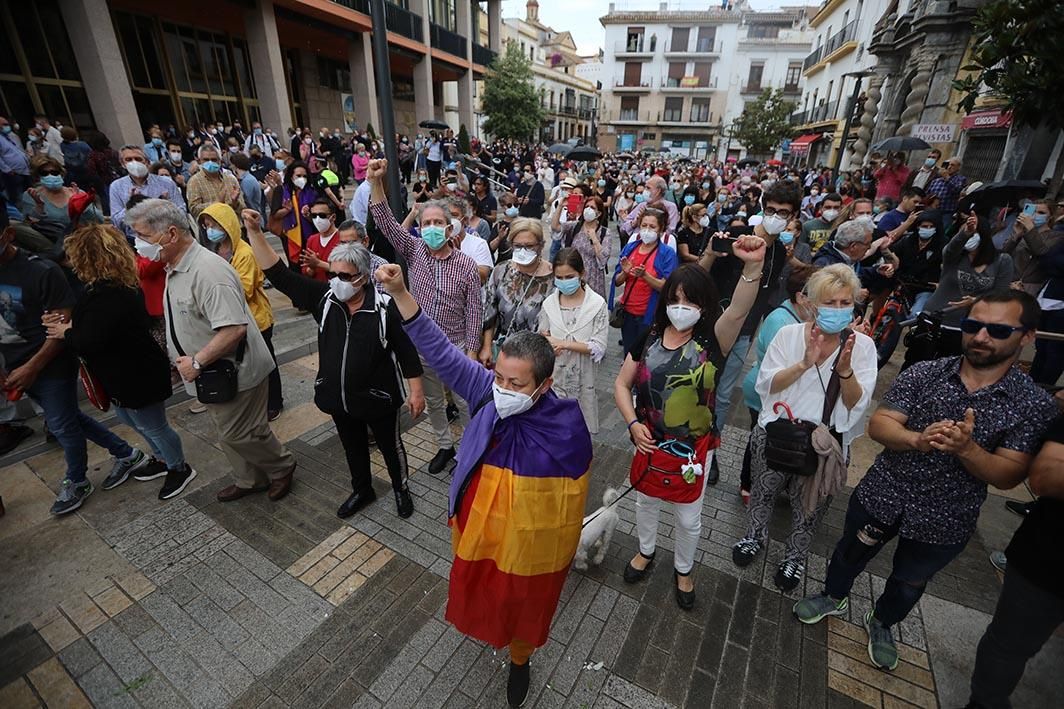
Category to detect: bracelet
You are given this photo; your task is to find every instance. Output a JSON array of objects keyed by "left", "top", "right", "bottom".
[
  {"left": 627, "top": 419, "right": 640, "bottom": 431},
  {"left": 740, "top": 271, "right": 763, "bottom": 283},
  {"left": 837, "top": 370, "right": 854, "bottom": 379}
]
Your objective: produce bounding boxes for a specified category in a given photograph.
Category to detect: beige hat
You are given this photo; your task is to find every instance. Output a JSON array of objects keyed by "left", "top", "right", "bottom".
[{"left": 562, "top": 176, "right": 579, "bottom": 188}]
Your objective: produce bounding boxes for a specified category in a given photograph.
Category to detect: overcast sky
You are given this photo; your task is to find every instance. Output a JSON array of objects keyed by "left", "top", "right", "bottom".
[{"left": 500, "top": 0, "right": 789, "bottom": 55}]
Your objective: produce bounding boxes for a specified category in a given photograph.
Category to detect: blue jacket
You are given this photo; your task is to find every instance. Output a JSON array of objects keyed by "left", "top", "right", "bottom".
[{"left": 608, "top": 240, "right": 679, "bottom": 325}]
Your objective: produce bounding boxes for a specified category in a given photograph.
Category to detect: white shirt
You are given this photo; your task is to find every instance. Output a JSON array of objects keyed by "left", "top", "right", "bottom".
[
  {"left": 349, "top": 181, "right": 371, "bottom": 224},
  {"left": 460, "top": 231, "right": 494, "bottom": 269},
  {"left": 755, "top": 322, "right": 878, "bottom": 447},
  {"left": 427, "top": 140, "right": 442, "bottom": 161}
]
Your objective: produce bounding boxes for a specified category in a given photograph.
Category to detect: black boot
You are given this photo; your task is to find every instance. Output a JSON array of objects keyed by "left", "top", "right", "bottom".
[
  {"left": 428, "top": 447, "right": 456, "bottom": 475},
  {"left": 395, "top": 486, "right": 413, "bottom": 518},
  {"left": 507, "top": 660, "right": 531, "bottom": 708},
  {"left": 337, "top": 488, "right": 377, "bottom": 518}
]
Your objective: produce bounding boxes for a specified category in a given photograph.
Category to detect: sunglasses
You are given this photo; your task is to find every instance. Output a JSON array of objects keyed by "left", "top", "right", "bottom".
[
  {"left": 960, "top": 318, "right": 1026, "bottom": 340},
  {"left": 327, "top": 271, "right": 364, "bottom": 283},
  {"left": 310, "top": 213, "right": 332, "bottom": 219}
]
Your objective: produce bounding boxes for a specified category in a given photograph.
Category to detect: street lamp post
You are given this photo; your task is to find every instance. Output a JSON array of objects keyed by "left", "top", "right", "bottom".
[
  {"left": 832, "top": 69, "right": 873, "bottom": 182},
  {"left": 369, "top": 0, "right": 403, "bottom": 216}
]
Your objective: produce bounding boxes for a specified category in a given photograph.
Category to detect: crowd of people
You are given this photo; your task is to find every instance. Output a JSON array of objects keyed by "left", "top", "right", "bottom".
[{"left": 1, "top": 112, "right": 1062, "bottom": 708}]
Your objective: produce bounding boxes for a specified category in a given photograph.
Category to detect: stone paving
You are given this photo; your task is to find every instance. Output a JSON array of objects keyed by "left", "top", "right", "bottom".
[{"left": 2, "top": 264, "right": 1063, "bottom": 708}]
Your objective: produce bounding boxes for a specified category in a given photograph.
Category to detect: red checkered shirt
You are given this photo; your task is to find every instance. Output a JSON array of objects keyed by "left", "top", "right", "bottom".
[{"left": 370, "top": 200, "right": 483, "bottom": 353}]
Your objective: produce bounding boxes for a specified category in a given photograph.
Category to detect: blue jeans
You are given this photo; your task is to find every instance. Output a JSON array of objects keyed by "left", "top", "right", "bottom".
[
  {"left": 113, "top": 402, "right": 185, "bottom": 470},
  {"left": 620, "top": 311, "right": 649, "bottom": 357},
  {"left": 910, "top": 290, "right": 933, "bottom": 316},
  {"left": 824, "top": 494, "right": 966, "bottom": 627},
  {"left": 714, "top": 334, "right": 752, "bottom": 431},
  {"left": 27, "top": 375, "right": 133, "bottom": 484}
]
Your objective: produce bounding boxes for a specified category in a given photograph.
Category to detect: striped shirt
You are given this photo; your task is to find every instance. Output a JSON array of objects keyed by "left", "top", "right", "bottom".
[{"left": 370, "top": 201, "right": 483, "bottom": 352}]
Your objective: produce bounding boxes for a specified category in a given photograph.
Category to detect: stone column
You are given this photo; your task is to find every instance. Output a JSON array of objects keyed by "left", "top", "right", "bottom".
[
  {"left": 897, "top": 56, "right": 934, "bottom": 137},
  {"left": 58, "top": 0, "right": 141, "bottom": 145},
  {"left": 487, "top": 0, "right": 502, "bottom": 52},
  {"left": 848, "top": 72, "right": 884, "bottom": 170},
  {"left": 348, "top": 34, "right": 380, "bottom": 133},
  {"left": 244, "top": 0, "right": 292, "bottom": 136},
  {"left": 410, "top": 0, "right": 435, "bottom": 122},
  {"left": 456, "top": 0, "right": 475, "bottom": 132}
]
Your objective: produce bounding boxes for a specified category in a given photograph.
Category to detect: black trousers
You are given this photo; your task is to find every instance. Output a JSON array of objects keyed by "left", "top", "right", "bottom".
[
  {"left": 261, "top": 326, "right": 283, "bottom": 412},
  {"left": 332, "top": 409, "right": 408, "bottom": 495},
  {"left": 969, "top": 566, "right": 1064, "bottom": 708},
  {"left": 426, "top": 159, "right": 442, "bottom": 189}
]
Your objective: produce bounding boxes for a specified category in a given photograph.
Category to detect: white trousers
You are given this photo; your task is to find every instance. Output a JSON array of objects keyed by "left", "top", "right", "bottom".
[
  {"left": 420, "top": 359, "right": 469, "bottom": 449},
  {"left": 634, "top": 451, "right": 711, "bottom": 575}
]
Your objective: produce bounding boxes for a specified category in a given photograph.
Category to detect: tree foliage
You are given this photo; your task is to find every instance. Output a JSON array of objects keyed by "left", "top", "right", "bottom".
[
  {"left": 952, "top": 0, "right": 1064, "bottom": 130},
  {"left": 731, "top": 89, "right": 794, "bottom": 157},
  {"left": 482, "top": 43, "right": 545, "bottom": 142},
  {"left": 457, "top": 123, "right": 471, "bottom": 154}
]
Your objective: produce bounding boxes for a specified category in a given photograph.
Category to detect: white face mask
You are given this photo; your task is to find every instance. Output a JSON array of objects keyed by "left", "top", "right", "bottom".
[
  {"left": 134, "top": 236, "right": 162, "bottom": 261},
  {"left": 125, "top": 160, "right": 148, "bottom": 178},
  {"left": 964, "top": 234, "right": 981, "bottom": 252},
  {"left": 169, "top": 151, "right": 183, "bottom": 162},
  {"left": 666, "top": 304, "right": 701, "bottom": 331},
  {"left": 492, "top": 381, "right": 541, "bottom": 419},
  {"left": 639, "top": 228, "right": 659, "bottom": 244},
  {"left": 312, "top": 216, "right": 332, "bottom": 233},
  {"left": 449, "top": 218, "right": 464, "bottom": 240},
  {"left": 582, "top": 207, "right": 598, "bottom": 222},
  {"left": 822, "top": 208, "right": 839, "bottom": 222},
  {"left": 698, "top": 215, "right": 711, "bottom": 228},
  {"left": 761, "top": 213, "right": 788, "bottom": 235},
  {"left": 292, "top": 176, "right": 307, "bottom": 190},
  {"left": 329, "top": 276, "right": 358, "bottom": 302},
  {"left": 512, "top": 247, "right": 538, "bottom": 266}
]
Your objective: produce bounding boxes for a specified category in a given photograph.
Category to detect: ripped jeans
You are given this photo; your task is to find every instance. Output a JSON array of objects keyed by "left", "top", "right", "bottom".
[{"left": 823, "top": 494, "right": 966, "bottom": 627}]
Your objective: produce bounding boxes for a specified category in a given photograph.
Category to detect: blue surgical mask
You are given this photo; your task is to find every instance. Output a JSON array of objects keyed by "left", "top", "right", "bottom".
[
  {"left": 206, "top": 227, "right": 227, "bottom": 243},
  {"left": 924, "top": 157, "right": 937, "bottom": 167},
  {"left": 0, "top": 125, "right": 10, "bottom": 134},
  {"left": 683, "top": 195, "right": 695, "bottom": 205},
  {"left": 815, "top": 306, "right": 853, "bottom": 334},
  {"left": 779, "top": 231, "right": 795, "bottom": 245},
  {"left": 634, "top": 193, "right": 647, "bottom": 203},
  {"left": 717, "top": 194, "right": 727, "bottom": 202},
  {"left": 1033, "top": 214, "right": 1049, "bottom": 228},
  {"left": 555, "top": 276, "right": 581, "bottom": 295},
  {"left": 597, "top": 179, "right": 606, "bottom": 187},
  {"left": 201, "top": 160, "right": 221, "bottom": 173},
  {"left": 40, "top": 175, "right": 64, "bottom": 190},
  {"left": 253, "top": 128, "right": 263, "bottom": 136},
  {"left": 505, "top": 206, "right": 519, "bottom": 218},
  {"left": 152, "top": 137, "right": 163, "bottom": 146},
  {"left": 421, "top": 225, "right": 447, "bottom": 250},
  {"left": 275, "top": 158, "right": 286, "bottom": 171},
  {"left": 702, "top": 182, "right": 710, "bottom": 189},
  {"left": 917, "top": 227, "right": 936, "bottom": 240}
]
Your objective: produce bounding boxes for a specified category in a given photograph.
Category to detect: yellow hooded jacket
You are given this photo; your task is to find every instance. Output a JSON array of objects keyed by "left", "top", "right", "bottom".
[{"left": 200, "top": 202, "right": 274, "bottom": 332}]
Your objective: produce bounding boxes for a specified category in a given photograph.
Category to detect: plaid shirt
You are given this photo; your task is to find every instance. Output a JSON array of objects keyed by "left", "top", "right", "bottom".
[
  {"left": 370, "top": 201, "right": 483, "bottom": 352},
  {"left": 926, "top": 173, "right": 967, "bottom": 213}
]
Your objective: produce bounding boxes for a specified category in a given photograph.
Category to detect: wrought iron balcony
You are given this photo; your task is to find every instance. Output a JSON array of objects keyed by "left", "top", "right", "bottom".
[{"left": 430, "top": 23, "right": 466, "bottom": 59}]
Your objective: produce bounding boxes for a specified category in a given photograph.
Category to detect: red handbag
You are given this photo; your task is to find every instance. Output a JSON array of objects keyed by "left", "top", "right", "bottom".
[
  {"left": 78, "top": 358, "right": 110, "bottom": 411},
  {"left": 629, "top": 434, "right": 712, "bottom": 504}
]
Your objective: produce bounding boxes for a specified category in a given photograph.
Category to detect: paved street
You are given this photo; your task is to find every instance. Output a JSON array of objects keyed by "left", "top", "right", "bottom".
[{"left": 1, "top": 300, "right": 1062, "bottom": 709}]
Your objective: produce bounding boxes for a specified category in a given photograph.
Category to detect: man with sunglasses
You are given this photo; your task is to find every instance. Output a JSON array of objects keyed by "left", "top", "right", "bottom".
[{"left": 794, "top": 290, "right": 1058, "bottom": 673}]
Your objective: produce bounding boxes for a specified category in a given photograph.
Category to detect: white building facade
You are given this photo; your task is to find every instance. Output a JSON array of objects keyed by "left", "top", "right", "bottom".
[{"left": 598, "top": 2, "right": 814, "bottom": 159}]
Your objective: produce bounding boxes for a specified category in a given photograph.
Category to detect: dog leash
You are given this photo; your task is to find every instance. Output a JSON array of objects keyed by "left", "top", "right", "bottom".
[{"left": 580, "top": 482, "right": 640, "bottom": 529}]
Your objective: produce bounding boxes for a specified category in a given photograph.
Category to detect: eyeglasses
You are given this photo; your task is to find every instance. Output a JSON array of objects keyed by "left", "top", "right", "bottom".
[
  {"left": 960, "top": 318, "right": 1026, "bottom": 340},
  {"left": 762, "top": 206, "right": 793, "bottom": 220},
  {"left": 327, "top": 272, "right": 364, "bottom": 283}
]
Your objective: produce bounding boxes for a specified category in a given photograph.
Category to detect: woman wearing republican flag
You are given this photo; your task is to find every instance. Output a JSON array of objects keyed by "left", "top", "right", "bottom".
[{"left": 374, "top": 258, "right": 592, "bottom": 709}]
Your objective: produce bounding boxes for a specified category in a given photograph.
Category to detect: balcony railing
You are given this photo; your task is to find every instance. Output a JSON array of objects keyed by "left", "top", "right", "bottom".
[
  {"left": 741, "top": 83, "right": 764, "bottom": 94},
  {"left": 660, "top": 76, "right": 717, "bottom": 89},
  {"left": 601, "top": 110, "right": 654, "bottom": 124},
  {"left": 803, "top": 45, "right": 823, "bottom": 71},
  {"left": 789, "top": 110, "right": 808, "bottom": 125},
  {"left": 690, "top": 109, "right": 711, "bottom": 123},
  {"left": 663, "top": 38, "right": 721, "bottom": 54},
  {"left": 661, "top": 110, "right": 683, "bottom": 122},
  {"left": 430, "top": 23, "right": 466, "bottom": 58},
  {"left": 804, "top": 20, "right": 857, "bottom": 70},
  {"left": 808, "top": 100, "right": 839, "bottom": 123},
  {"left": 783, "top": 83, "right": 801, "bottom": 95},
  {"left": 334, "top": 0, "right": 424, "bottom": 42},
  {"left": 472, "top": 43, "right": 497, "bottom": 67},
  {"left": 614, "top": 39, "right": 654, "bottom": 54},
  {"left": 614, "top": 77, "right": 654, "bottom": 89}
]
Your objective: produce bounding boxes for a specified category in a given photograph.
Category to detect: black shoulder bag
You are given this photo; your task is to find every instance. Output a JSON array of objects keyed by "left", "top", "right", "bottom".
[
  {"left": 610, "top": 242, "right": 658, "bottom": 328},
  {"left": 166, "top": 293, "right": 246, "bottom": 404},
  {"left": 763, "top": 328, "right": 850, "bottom": 477}
]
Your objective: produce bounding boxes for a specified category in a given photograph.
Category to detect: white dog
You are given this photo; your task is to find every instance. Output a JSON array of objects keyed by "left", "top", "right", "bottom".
[{"left": 573, "top": 488, "right": 621, "bottom": 570}]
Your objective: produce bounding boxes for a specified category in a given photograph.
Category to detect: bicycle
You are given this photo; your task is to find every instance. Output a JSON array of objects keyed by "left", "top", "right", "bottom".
[{"left": 869, "top": 281, "right": 934, "bottom": 367}]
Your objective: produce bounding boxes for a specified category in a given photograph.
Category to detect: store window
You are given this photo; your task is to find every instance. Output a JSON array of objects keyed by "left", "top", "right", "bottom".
[{"left": 0, "top": 1, "right": 94, "bottom": 130}]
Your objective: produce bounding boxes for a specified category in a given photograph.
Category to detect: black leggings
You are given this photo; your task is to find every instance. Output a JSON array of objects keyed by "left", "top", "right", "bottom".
[
  {"left": 332, "top": 410, "right": 408, "bottom": 494},
  {"left": 261, "top": 326, "right": 283, "bottom": 413}
]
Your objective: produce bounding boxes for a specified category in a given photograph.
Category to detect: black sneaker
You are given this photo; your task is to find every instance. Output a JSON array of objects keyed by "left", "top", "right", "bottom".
[
  {"left": 268, "top": 408, "right": 282, "bottom": 422},
  {"left": 0, "top": 423, "right": 33, "bottom": 455},
  {"left": 428, "top": 447, "right": 456, "bottom": 475},
  {"left": 774, "top": 559, "right": 804, "bottom": 592},
  {"left": 133, "top": 458, "right": 168, "bottom": 482},
  {"left": 159, "top": 465, "right": 197, "bottom": 500},
  {"left": 732, "top": 538, "right": 761, "bottom": 567},
  {"left": 1005, "top": 500, "right": 1034, "bottom": 517},
  {"left": 50, "top": 479, "right": 93, "bottom": 515},
  {"left": 445, "top": 402, "right": 460, "bottom": 423},
  {"left": 507, "top": 660, "right": 530, "bottom": 708},
  {"left": 102, "top": 449, "right": 149, "bottom": 490},
  {"left": 395, "top": 486, "right": 414, "bottom": 518}
]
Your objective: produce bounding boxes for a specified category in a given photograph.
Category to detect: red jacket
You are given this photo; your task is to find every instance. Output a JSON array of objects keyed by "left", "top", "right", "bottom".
[{"left": 137, "top": 256, "right": 166, "bottom": 317}]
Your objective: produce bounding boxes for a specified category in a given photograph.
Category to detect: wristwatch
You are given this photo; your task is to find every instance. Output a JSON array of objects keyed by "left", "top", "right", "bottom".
[{"left": 192, "top": 357, "right": 202, "bottom": 371}]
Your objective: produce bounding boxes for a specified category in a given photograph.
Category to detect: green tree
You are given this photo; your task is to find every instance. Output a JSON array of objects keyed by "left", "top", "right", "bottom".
[
  {"left": 952, "top": 0, "right": 1064, "bottom": 197},
  {"left": 730, "top": 89, "right": 794, "bottom": 158},
  {"left": 482, "top": 43, "right": 545, "bottom": 142},
  {"left": 457, "top": 123, "right": 471, "bottom": 154}
]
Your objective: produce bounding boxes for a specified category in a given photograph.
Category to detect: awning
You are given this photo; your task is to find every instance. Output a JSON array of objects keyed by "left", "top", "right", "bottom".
[{"left": 788, "top": 133, "right": 822, "bottom": 156}]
